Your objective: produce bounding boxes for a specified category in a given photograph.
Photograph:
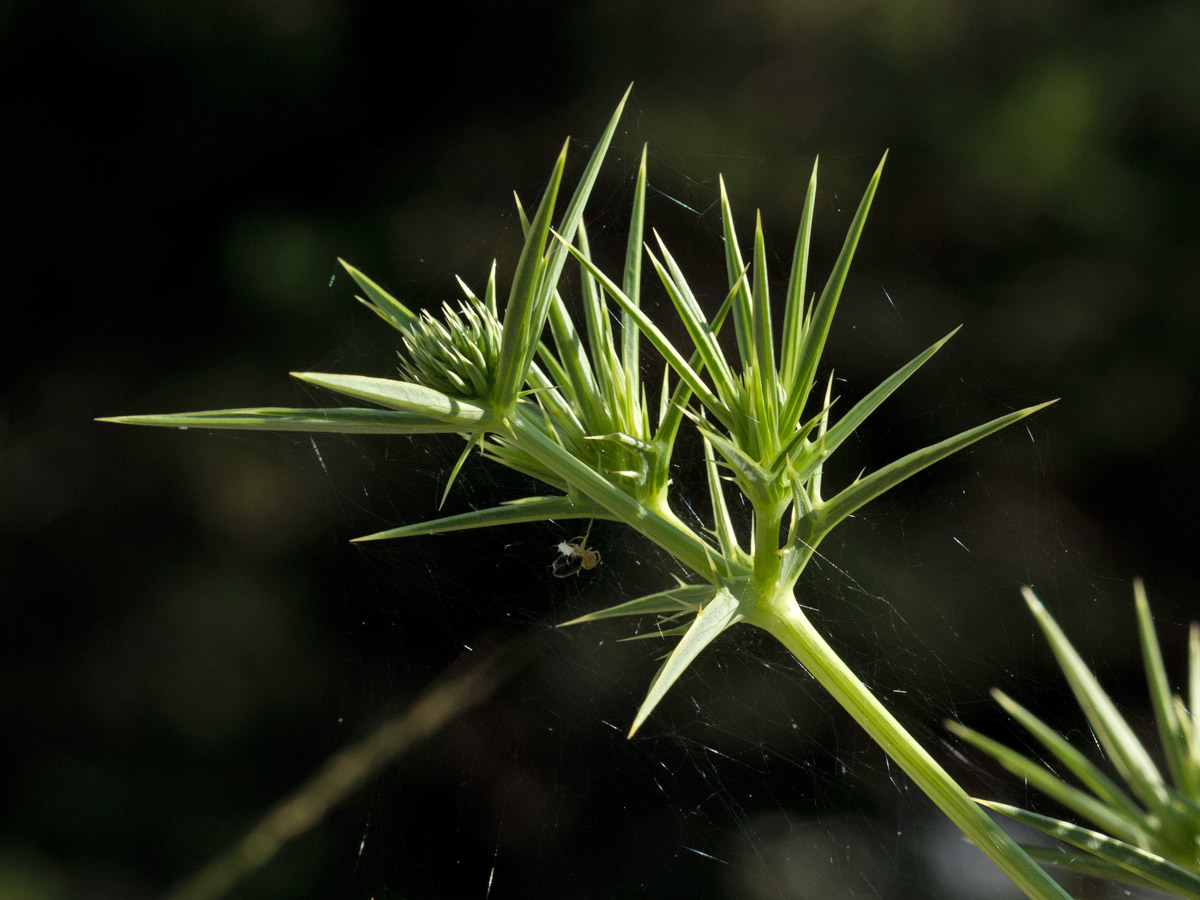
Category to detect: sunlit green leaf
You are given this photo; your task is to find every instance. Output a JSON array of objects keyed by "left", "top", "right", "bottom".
[
  {"left": 97, "top": 407, "right": 462, "bottom": 434},
  {"left": 808, "top": 400, "right": 1055, "bottom": 545},
  {"left": 559, "top": 582, "right": 715, "bottom": 627},
  {"left": 339, "top": 258, "right": 419, "bottom": 334},
  {"left": 991, "top": 689, "right": 1144, "bottom": 824},
  {"left": 779, "top": 159, "right": 818, "bottom": 405},
  {"left": 981, "top": 801, "right": 1200, "bottom": 900},
  {"left": 946, "top": 719, "right": 1146, "bottom": 843},
  {"left": 1136, "top": 579, "right": 1192, "bottom": 795},
  {"left": 291, "top": 372, "right": 494, "bottom": 426},
  {"left": 354, "top": 495, "right": 610, "bottom": 542},
  {"left": 1023, "top": 588, "right": 1173, "bottom": 817},
  {"left": 783, "top": 153, "right": 886, "bottom": 433},
  {"left": 628, "top": 587, "right": 743, "bottom": 736}
]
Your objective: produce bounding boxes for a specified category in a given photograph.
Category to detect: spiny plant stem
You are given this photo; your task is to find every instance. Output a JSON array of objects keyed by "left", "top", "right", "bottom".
[
  {"left": 754, "top": 598, "right": 1074, "bottom": 900},
  {"left": 504, "top": 402, "right": 741, "bottom": 582}
]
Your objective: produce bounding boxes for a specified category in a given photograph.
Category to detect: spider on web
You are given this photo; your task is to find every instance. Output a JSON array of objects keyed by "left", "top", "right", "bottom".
[{"left": 552, "top": 520, "right": 601, "bottom": 577}]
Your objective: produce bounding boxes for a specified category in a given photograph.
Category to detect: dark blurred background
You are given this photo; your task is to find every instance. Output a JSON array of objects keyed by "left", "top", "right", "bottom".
[{"left": 3, "top": 1, "right": 1198, "bottom": 898}]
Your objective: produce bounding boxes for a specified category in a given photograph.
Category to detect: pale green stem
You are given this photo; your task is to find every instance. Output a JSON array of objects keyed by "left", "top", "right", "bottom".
[
  {"left": 751, "top": 500, "right": 788, "bottom": 590},
  {"left": 161, "top": 643, "right": 524, "bottom": 900},
  {"left": 504, "top": 403, "right": 748, "bottom": 581},
  {"left": 753, "top": 597, "right": 1074, "bottom": 900}
]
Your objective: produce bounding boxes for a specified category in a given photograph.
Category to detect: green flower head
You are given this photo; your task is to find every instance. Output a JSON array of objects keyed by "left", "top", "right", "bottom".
[{"left": 398, "top": 292, "right": 501, "bottom": 401}]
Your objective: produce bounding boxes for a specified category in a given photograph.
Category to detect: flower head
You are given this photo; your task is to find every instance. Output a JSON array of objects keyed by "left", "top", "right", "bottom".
[{"left": 398, "top": 293, "right": 501, "bottom": 401}]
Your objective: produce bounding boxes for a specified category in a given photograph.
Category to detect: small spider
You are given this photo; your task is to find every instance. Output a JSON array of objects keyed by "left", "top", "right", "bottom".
[{"left": 552, "top": 521, "right": 601, "bottom": 577}]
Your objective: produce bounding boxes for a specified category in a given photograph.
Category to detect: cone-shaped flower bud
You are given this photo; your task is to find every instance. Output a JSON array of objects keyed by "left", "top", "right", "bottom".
[{"left": 397, "top": 294, "right": 501, "bottom": 401}]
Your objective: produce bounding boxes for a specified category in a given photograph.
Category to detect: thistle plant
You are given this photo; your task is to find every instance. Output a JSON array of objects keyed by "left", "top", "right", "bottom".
[
  {"left": 101, "top": 89, "right": 1070, "bottom": 899},
  {"left": 948, "top": 582, "right": 1200, "bottom": 899}
]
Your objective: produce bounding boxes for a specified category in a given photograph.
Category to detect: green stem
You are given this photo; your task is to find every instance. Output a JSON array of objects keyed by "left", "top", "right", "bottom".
[
  {"left": 161, "top": 642, "right": 525, "bottom": 900},
  {"left": 505, "top": 403, "right": 746, "bottom": 581},
  {"left": 751, "top": 500, "right": 788, "bottom": 590},
  {"left": 754, "top": 596, "right": 1074, "bottom": 900}
]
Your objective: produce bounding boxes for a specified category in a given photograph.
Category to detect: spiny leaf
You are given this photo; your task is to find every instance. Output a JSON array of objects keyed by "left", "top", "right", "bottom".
[
  {"left": 812, "top": 328, "right": 959, "bottom": 468},
  {"left": 807, "top": 400, "right": 1056, "bottom": 545},
  {"left": 1023, "top": 588, "right": 1173, "bottom": 816},
  {"left": 439, "top": 435, "right": 481, "bottom": 509},
  {"left": 559, "top": 582, "right": 715, "bottom": 627},
  {"left": 980, "top": 801, "right": 1200, "bottom": 900},
  {"left": 340, "top": 258, "right": 419, "bottom": 334},
  {"left": 501, "top": 86, "right": 633, "bottom": 408},
  {"left": 496, "top": 146, "right": 566, "bottom": 407},
  {"left": 622, "top": 145, "right": 648, "bottom": 403},
  {"left": 354, "top": 495, "right": 610, "bottom": 542},
  {"left": 782, "top": 153, "right": 886, "bottom": 433},
  {"left": 779, "top": 158, "right": 818, "bottom": 403},
  {"left": 945, "top": 719, "right": 1146, "bottom": 844},
  {"left": 991, "top": 688, "right": 1145, "bottom": 824},
  {"left": 718, "top": 175, "right": 753, "bottom": 366},
  {"left": 291, "top": 372, "right": 494, "bottom": 427},
  {"left": 628, "top": 587, "right": 744, "bottom": 737},
  {"left": 750, "top": 212, "right": 778, "bottom": 442},
  {"left": 97, "top": 407, "right": 463, "bottom": 435},
  {"left": 1135, "top": 579, "right": 1192, "bottom": 794},
  {"left": 649, "top": 233, "right": 739, "bottom": 408},
  {"left": 703, "top": 433, "right": 742, "bottom": 563}
]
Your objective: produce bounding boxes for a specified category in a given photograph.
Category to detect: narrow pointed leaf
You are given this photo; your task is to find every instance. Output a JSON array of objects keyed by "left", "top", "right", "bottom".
[
  {"left": 946, "top": 720, "right": 1145, "bottom": 843},
  {"left": 649, "top": 235, "right": 738, "bottom": 405},
  {"left": 1020, "top": 844, "right": 1181, "bottom": 894},
  {"left": 810, "top": 373, "right": 835, "bottom": 503},
  {"left": 439, "top": 434, "right": 481, "bottom": 509},
  {"left": 979, "top": 801, "right": 1200, "bottom": 900},
  {"left": 98, "top": 407, "right": 467, "bottom": 435},
  {"left": 1135, "top": 579, "right": 1191, "bottom": 792},
  {"left": 574, "top": 223, "right": 625, "bottom": 427},
  {"left": 554, "top": 233, "right": 732, "bottom": 429},
  {"left": 783, "top": 153, "right": 887, "bottom": 433},
  {"left": 779, "top": 159, "right": 818, "bottom": 400},
  {"left": 559, "top": 583, "right": 715, "bottom": 627},
  {"left": 291, "top": 373, "right": 494, "bottom": 426},
  {"left": 339, "top": 258, "right": 419, "bottom": 334},
  {"left": 718, "top": 176, "right": 753, "bottom": 366},
  {"left": 354, "top": 495, "right": 609, "bottom": 542},
  {"left": 809, "top": 400, "right": 1055, "bottom": 544},
  {"left": 546, "top": 289, "right": 603, "bottom": 426},
  {"left": 505, "top": 87, "right": 633, "bottom": 406},
  {"left": 811, "top": 328, "right": 959, "bottom": 468},
  {"left": 703, "top": 434, "right": 741, "bottom": 561},
  {"left": 750, "top": 212, "right": 778, "bottom": 441},
  {"left": 496, "top": 145, "right": 566, "bottom": 407},
  {"left": 992, "top": 689, "right": 1145, "bottom": 823},
  {"left": 628, "top": 587, "right": 743, "bottom": 736},
  {"left": 647, "top": 269, "right": 742, "bottom": 487},
  {"left": 622, "top": 145, "right": 648, "bottom": 401},
  {"left": 1023, "top": 588, "right": 1173, "bottom": 815}
]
